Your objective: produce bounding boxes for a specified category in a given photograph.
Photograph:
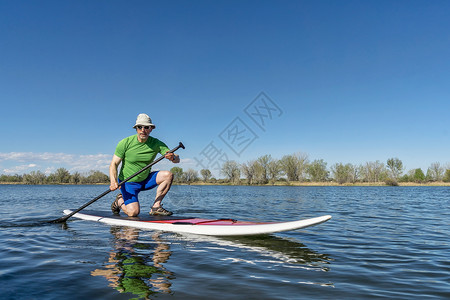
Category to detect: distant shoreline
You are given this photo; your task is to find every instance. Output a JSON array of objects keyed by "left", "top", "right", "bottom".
[
  {"left": 180, "top": 181, "right": 450, "bottom": 187},
  {"left": 1, "top": 181, "right": 449, "bottom": 187}
]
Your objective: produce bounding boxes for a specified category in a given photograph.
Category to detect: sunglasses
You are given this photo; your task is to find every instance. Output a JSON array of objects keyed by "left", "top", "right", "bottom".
[{"left": 136, "top": 125, "right": 151, "bottom": 130}]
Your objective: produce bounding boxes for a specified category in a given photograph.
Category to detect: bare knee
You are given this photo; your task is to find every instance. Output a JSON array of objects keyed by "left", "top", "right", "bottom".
[
  {"left": 126, "top": 208, "right": 140, "bottom": 217},
  {"left": 124, "top": 203, "right": 140, "bottom": 217},
  {"left": 163, "top": 170, "right": 173, "bottom": 181},
  {"left": 157, "top": 170, "right": 173, "bottom": 184}
]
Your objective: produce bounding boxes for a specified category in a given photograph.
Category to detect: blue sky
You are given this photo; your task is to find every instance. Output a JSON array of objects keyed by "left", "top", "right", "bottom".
[{"left": 1, "top": 0, "right": 449, "bottom": 177}]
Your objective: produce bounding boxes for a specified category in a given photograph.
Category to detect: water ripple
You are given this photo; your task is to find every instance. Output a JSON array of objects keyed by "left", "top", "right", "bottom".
[{"left": 0, "top": 185, "right": 449, "bottom": 299}]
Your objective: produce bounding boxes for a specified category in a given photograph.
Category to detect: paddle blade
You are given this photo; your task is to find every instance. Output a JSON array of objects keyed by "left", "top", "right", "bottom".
[{"left": 48, "top": 216, "right": 69, "bottom": 223}]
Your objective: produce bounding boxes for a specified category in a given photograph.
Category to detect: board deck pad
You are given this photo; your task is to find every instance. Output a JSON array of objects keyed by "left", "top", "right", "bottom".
[
  {"left": 78, "top": 209, "right": 196, "bottom": 221},
  {"left": 63, "top": 209, "right": 331, "bottom": 236}
]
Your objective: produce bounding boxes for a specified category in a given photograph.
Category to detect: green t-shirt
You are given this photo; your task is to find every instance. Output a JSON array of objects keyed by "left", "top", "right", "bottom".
[{"left": 114, "top": 135, "right": 170, "bottom": 182}]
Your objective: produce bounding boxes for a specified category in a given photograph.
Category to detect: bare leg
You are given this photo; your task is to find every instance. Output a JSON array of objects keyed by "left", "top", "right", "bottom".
[
  {"left": 152, "top": 171, "right": 174, "bottom": 209},
  {"left": 116, "top": 195, "right": 140, "bottom": 217}
]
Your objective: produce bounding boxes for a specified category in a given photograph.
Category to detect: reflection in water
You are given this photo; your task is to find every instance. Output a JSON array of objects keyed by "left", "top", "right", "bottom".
[
  {"left": 91, "top": 225, "right": 333, "bottom": 297},
  {"left": 224, "top": 235, "right": 332, "bottom": 270},
  {"left": 91, "top": 227, "right": 173, "bottom": 298},
  {"left": 171, "top": 233, "right": 334, "bottom": 287},
  {"left": 178, "top": 233, "right": 332, "bottom": 266},
  {"left": 225, "top": 235, "right": 335, "bottom": 287}
]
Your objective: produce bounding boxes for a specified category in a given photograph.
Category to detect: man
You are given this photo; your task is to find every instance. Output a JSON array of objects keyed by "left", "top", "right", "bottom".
[{"left": 109, "top": 113, "right": 180, "bottom": 217}]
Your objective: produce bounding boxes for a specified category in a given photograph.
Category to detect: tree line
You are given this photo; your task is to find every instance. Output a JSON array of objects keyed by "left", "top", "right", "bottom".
[
  {"left": 0, "top": 168, "right": 109, "bottom": 185},
  {"left": 172, "top": 154, "right": 450, "bottom": 185},
  {"left": 1, "top": 154, "right": 449, "bottom": 185}
]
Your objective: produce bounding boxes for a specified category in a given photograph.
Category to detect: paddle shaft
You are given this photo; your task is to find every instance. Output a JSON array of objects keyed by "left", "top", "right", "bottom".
[{"left": 49, "top": 142, "right": 185, "bottom": 223}]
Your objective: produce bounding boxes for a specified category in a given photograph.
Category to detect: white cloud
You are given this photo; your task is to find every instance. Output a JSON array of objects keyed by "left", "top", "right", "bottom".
[
  {"left": 3, "top": 163, "right": 39, "bottom": 174},
  {"left": 0, "top": 152, "right": 112, "bottom": 175}
]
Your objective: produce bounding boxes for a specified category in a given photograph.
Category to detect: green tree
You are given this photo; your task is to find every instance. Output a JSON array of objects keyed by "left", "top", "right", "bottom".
[
  {"left": 386, "top": 158, "right": 403, "bottom": 180},
  {"left": 23, "top": 170, "right": 47, "bottom": 185},
  {"left": 85, "top": 170, "right": 109, "bottom": 184},
  {"left": 256, "top": 155, "right": 272, "bottom": 184},
  {"left": 170, "top": 167, "right": 184, "bottom": 183},
  {"left": 267, "top": 160, "right": 282, "bottom": 184},
  {"left": 352, "top": 164, "right": 364, "bottom": 183},
  {"left": 362, "top": 161, "right": 386, "bottom": 182},
  {"left": 443, "top": 169, "right": 450, "bottom": 182},
  {"left": 427, "top": 162, "right": 444, "bottom": 181},
  {"left": 183, "top": 169, "right": 199, "bottom": 184},
  {"left": 413, "top": 168, "right": 425, "bottom": 183},
  {"left": 399, "top": 174, "right": 411, "bottom": 182},
  {"left": 200, "top": 169, "right": 212, "bottom": 182},
  {"left": 221, "top": 160, "right": 241, "bottom": 184},
  {"left": 70, "top": 172, "right": 82, "bottom": 184},
  {"left": 241, "top": 160, "right": 257, "bottom": 184},
  {"left": 280, "top": 152, "right": 308, "bottom": 182},
  {"left": 280, "top": 154, "right": 298, "bottom": 181},
  {"left": 253, "top": 161, "right": 267, "bottom": 184},
  {"left": 307, "top": 159, "right": 329, "bottom": 182},
  {"left": 425, "top": 168, "right": 433, "bottom": 182},
  {"left": 52, "top": 168, "right": 71, "bottom": 184},
  {"left": 331, "top": 163, "right": 353, "bottom": 184}
]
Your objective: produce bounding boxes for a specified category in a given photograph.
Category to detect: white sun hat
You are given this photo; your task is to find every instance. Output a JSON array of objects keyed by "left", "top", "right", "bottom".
[{"left": 133, "top": 113, "right": 156, "bottom": 129}]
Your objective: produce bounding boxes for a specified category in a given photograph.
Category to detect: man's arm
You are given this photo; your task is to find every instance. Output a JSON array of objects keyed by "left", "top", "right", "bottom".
[{"left": 109, "top": 154, "right": 122, "bottom": 190}]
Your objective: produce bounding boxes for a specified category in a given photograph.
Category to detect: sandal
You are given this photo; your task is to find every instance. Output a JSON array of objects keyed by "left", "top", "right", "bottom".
[
  {"left": 149, "top": 206, "right": 173, "bottom": 216},
  {"left": 111, "top": 193, "right": 123, "bottom": 214}
]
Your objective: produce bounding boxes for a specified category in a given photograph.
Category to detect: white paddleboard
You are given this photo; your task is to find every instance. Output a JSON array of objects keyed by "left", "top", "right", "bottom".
[{"left": 63, "top": 209, "right": 331, "bottom": 236}]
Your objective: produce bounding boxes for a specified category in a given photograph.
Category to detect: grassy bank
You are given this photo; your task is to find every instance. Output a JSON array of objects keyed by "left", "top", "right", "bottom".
[{"left": 179, "top": 181, "right": 450, "bottom": 187}]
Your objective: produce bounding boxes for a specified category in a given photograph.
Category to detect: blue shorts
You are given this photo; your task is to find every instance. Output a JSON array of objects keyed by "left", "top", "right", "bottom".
[{"left": 119, "top": 171, "right": 159, "bottom": 205}]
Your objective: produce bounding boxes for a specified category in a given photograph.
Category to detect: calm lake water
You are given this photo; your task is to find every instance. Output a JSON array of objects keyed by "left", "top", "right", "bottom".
[{"left": 0, "top": 185, "right": 448, "bottom": 299}]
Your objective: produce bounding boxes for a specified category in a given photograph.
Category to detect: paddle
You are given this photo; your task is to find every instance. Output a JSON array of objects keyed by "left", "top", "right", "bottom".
[{"left": 49, "top": 142, "right": 185, "bottom": 223}]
